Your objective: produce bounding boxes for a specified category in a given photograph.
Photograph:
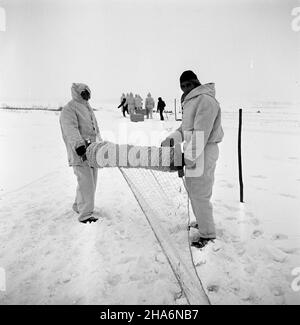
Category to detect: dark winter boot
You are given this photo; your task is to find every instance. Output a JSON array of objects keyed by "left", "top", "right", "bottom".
[
  {"left": 79, "top": 216, "right": 98, "bottom": 224},
  {"left": 191, "top": 237, "right": 215, "bottom": 249},
  {"left": 78, "top": 214, "right": 99, "bottom": 224}
]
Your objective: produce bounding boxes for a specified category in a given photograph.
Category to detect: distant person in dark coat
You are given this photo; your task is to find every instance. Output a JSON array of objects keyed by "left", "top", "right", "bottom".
[
  {"left": 118, "top": 93, "right": 128, "bottom": 117},
  {"left": 157, "top": 97, "right": 166, "bottom": 121}
]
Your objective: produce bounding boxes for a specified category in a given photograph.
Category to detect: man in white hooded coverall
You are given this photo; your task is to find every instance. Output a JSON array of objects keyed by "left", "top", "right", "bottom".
[
  {"left": 60, "top": 83, "right": 102, "bottom": 223},
  {"left": 127, "top": 93, "right": 136, "bottom": 115},
  {"left": 162, "top": 70, "right": 224, "bottom": 248},
  {"left": 145, "top": 93, "right": 155, "bottom": 119},
  {"left": 134, "top": 94, "right": 143, "bottom": 111}
]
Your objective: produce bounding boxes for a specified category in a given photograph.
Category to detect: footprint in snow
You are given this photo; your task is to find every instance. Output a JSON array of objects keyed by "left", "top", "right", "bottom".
[
  {"left": 241, "top": 293, "right": 259, "bottom": 304},
  {"left": 279, "top": 193, "right": 297, "bottom": 199},
  {"left": 276, "top": 246, "right": 298, "bottom": 254},
  {"left": 272, "top": 233, "right": 288, "bottom": 241},
  {"left": 252, "top": 229, "right": 263, "bottom": 238},
  {"left": 266, "top": 245, "right": 288, "bottom": 263},
  {"left": 207, "top": 284, "right": 219, "bottom": 293}
]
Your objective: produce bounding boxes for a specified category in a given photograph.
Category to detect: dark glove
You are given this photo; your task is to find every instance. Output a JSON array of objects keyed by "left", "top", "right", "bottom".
[
  {"left": 75, "top": 145, "right": 86, "bottom": 157},
  {"left": 170, "top": 152, "right": 185, "bottom": 171},
  {"left": 161, "top": 138, "right": 174, "bottom": 147}
]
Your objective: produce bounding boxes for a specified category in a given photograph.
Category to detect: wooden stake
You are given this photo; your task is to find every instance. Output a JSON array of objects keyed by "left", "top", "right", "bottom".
[{"left": 238, "top": 108, "right": 244, "bottom": 203}]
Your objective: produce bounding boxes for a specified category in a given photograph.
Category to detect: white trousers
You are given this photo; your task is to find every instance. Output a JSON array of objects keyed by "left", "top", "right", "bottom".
[
  {"left": 146, "top": 108, "right": 153, "bottom": 119},
  {"left": 185, "top": 143, "right": 219, "bottom": 239},
  {"left": 73, "top": 162, "right": 98, "bottom": 221}
]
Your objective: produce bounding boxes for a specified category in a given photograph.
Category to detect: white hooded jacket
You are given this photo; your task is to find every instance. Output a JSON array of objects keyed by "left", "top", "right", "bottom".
[
  {"left": 145, "top": 93, "right": 155, "bottom": 109},
  {"left": 60, "top": 83, "right": 101, "bottom": 166},
  {"left": 169, "top": 83, "right": 224, "bottom": 167}
]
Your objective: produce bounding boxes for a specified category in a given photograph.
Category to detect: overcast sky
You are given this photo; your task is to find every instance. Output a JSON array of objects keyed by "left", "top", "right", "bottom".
[{"left": 0, "top": 0, "right": 299, "bottom": 108}]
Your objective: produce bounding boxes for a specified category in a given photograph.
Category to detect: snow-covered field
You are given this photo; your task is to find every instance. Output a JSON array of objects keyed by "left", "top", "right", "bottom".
[{"left": 0, "top": 105, "right": 300, "bottom": 304}]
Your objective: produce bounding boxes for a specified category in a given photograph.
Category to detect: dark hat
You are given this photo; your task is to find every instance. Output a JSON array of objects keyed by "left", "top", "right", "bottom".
[{"left": 180, "top": 70, "right": 199, "bottom": 84}]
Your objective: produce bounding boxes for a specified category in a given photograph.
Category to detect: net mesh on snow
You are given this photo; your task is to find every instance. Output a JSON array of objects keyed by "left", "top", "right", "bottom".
[
  {"left": 120, "top": 168, "right": 187, "bottom": 233},
  {"left": 119, "top": 168, "right": 209, "bottom": 305},
  {"left": 86, "top": 141, "right": 209, "bottom": 304}
]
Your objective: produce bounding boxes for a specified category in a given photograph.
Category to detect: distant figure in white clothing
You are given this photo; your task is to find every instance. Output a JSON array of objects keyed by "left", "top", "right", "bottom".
[{"left": 145, "top": 93, "right": 155, "bottom": 119}]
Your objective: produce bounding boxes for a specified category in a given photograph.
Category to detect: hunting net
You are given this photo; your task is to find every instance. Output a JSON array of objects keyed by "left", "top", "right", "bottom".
[{"left": 118, "top": 168, "right": 208, "bottom": 305}]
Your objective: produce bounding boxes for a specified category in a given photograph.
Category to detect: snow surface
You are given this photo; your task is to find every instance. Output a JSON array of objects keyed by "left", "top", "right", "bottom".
[{"left": 0, "top": 106, "right": 300, "bottom": 305}]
